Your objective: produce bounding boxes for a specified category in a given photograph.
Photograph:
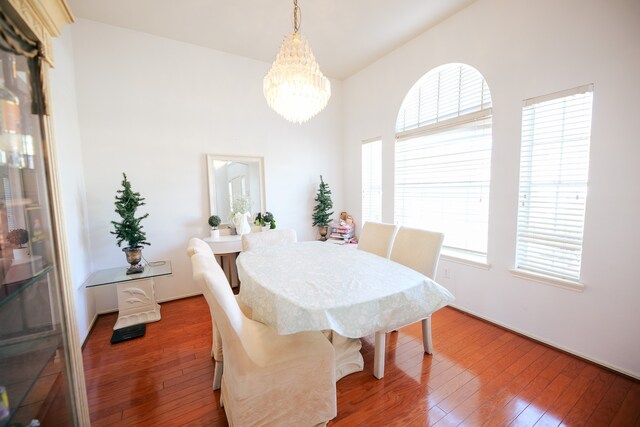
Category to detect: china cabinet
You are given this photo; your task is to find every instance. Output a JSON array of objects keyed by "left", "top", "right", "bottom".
[{"left": 0, "top": 1, "right": 88, "bottom": 426}]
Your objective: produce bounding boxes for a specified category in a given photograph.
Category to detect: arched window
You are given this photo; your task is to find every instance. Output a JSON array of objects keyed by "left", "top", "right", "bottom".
[{"left": 395, "top": 63, "right": 493, "bottom": 258}]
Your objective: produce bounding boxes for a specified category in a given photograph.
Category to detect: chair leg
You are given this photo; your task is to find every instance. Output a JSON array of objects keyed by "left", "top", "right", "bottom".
[
  {"left": 422, "top": 317, "right": 433, "bottom": 354},
  {"left": 213, "top": 360, "right": 223, "bottom": 390}
]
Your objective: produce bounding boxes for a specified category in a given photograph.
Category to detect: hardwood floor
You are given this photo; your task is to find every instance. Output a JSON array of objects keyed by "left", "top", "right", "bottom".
[{"left": 83, "top": 297, "right": 640, "bottom": 426}]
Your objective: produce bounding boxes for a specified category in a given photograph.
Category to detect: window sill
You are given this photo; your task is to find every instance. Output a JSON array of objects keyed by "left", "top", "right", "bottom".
[
  {"left": 440, "top": 249, "right": 491, "bottom": 270},
  {"left": 510, "top": 269, "right": 585, "bottom": 292}
]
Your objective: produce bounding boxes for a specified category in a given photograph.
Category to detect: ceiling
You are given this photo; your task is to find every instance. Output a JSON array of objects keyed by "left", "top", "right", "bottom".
[{"left": 64, "top": 0, "right": 476, "bottom": 80}]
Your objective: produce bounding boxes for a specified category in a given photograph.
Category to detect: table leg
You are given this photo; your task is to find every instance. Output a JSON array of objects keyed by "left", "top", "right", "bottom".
[
  {"left": 328, "top": 331, "right": 363, "bottom": 380},
  {"left": 374, "top": 331, "right": 386, "bottom": 379},
  {"left": 226, "top": 255, "right": 234, "bottom": 286},
  {"left": 215, "top": 254, "right": 233, "bottom": 286}
]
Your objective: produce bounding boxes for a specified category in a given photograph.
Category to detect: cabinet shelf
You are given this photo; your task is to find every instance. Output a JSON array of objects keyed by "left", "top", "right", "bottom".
[
  {"left": 0, "top": 264, "right": 54, "bottom": 310},
  {"left": 1, "top": 330, "right": 61, "bottom": 427}
]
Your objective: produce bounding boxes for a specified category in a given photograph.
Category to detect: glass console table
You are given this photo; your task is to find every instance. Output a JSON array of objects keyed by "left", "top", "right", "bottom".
[{"left": 85, "top": 261, "right": 172, "bottom": 343}]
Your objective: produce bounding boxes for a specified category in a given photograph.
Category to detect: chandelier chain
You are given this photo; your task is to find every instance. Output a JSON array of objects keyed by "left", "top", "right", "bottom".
[{"left": 293, "top": 0, "right": 301, "bottom": 33}]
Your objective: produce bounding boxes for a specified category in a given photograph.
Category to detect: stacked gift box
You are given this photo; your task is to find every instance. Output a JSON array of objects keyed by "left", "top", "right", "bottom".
[{"left": 328, "top": 220, "right": 355, "bottom": 244}]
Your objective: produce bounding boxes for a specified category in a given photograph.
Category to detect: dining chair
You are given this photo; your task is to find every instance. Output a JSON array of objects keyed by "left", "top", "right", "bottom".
[
  {"left": 190, "top": 251, "right": 337, "bottom": 426},
  {"left": 241, "top": 228, "right": 297, "bottom": 251},
  {"left": 357, "top": 221, "right": 398, "bottom": 258},
  {"left": 389, "top": 226, "right": 444, "bottom": 354},
  {"left": 186, "top": 237, "right": 252, "bottom": 390}
]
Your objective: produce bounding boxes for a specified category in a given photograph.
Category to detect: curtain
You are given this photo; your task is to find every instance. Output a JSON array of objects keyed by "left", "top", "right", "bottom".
[{"left": 0, "top": 8, "right": 47, "bottom": 115}]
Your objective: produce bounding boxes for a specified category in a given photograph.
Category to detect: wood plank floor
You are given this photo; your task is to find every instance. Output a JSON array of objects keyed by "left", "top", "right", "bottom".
[{"left": 82, "top": 296, "right": 640, "bottom": 426}]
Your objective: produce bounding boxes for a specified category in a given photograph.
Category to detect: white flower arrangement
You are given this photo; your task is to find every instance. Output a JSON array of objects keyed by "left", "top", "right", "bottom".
[{"left": 229, "top": 194, "right": 251, "bottom": 219}]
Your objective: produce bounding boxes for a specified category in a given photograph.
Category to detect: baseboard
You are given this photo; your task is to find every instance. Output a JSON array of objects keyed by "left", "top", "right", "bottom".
[
  {"left": 157, "top": 291, "right": 202, "bottom": 304},
  {"left": 449, "top": 303, "right": 640, "bottom": 381},
  {"left": 81, "top": 312, "right": 100, "bottom": 349}
]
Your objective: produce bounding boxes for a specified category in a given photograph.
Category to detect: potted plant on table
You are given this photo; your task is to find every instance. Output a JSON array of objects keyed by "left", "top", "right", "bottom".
[
  {"left": 111, "top": 173, "right": 150, "bottom": 274},
  {"left": 254, "top": 211, "right": 276, "bottom": 231},
  {"left": 312, "top": 175, "right": 333, "bottom": 241},
  {"left": 8, "top": 228, "right": 29, "bottom": 260},
  {"left": 208, "top": 215, "right": 221, "bottom": 239}
]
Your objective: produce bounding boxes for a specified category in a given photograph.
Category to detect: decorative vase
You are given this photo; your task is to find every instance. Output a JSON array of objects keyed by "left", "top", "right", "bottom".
[
  {"left": 261, "top": 226, "right": 270, "bottom": 232},
  {"left": 210, "top": 229, "right": 220, "bottom": 239},
  {"left": 318, "top": 226, "right": 328, "bottom": 241},
  {"left": 233, "top": 212, "right": 252, "bottom": 236},
  {"left": 123, "top": 246, "right": 144, "bottom": 275}
]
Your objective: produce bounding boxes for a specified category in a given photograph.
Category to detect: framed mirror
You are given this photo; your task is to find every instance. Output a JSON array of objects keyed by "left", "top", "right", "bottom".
[{"left": 206, "top": 154, "right": 265, "bottom": 226}]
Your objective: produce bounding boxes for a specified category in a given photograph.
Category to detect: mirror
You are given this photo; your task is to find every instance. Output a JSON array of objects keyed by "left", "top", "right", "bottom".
[{"left": 207, "top": 154, "right": 265, "bottom": 226}]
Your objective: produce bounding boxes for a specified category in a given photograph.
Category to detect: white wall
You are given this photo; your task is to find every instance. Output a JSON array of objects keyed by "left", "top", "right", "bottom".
[
  {"left": 49, "top": 26, "right": 96, "bottom": 342},
  {"left": 343, "top": 0, "right": 640, "bottom": 377},
  {"left": 69, "top": 19, "right": 344, "bottom": 313}
]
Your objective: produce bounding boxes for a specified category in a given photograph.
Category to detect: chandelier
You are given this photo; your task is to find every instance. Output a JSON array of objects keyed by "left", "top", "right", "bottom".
[{"left": 263, "top": 0, "right": 331, "bottom": 124}]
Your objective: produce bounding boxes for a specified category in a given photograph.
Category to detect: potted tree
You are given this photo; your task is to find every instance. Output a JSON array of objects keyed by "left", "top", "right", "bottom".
[
  {"left": 312, "top": 175, "right": 333, "bottom": 241},
  {"left": 111, "top": 173, "right": 150, "bottom": 274},
  {"left": 7, "top": 228, "right": 29, "bottom": 260},
  {"left": 208, "top": 215, "right": 221, "bottom": 239}
]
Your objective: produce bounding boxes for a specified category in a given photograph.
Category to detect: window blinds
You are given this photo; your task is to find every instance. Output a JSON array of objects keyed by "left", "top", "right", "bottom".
[
  {"left": 515, "top": 85, "right": 593, "bottom": 282},
  {"left": 362, "top": 140, "right": 382, "bottom": 223},
  {"left": 396, "top": 63, "right": 491, "bottom": 133},
  {"left": 394, "top": 63, "right": 493, "bottom": 256},
  {"left": 395, "top": 119, "right": 492, "bottom": 254}
]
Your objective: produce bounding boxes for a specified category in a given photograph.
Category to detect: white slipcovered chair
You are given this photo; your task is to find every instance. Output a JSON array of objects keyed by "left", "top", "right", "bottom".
[
  {"left": 190, "top": 251, "right": 337, "bottom": 427},
  {"left": 389, "top": 226, "right": 444, "bottom": 354},
  {"left": 241, "top": 228, "right": 297, "bottom": 252},
  {"left": 357, "top": 221, "right": 398, "bottom": 258},
  {"left": 186, "top": 237, "right": 252, "bottom": 390}
]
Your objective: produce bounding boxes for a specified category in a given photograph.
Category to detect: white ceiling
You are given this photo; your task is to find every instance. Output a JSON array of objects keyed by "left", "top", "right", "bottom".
[{"left": 65, "top": 0, "right": 476, "bottom": 79}]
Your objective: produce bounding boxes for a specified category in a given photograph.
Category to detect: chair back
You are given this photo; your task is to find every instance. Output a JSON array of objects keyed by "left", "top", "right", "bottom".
[
  {"left": 241, "top": 229, "right": 297, "bottom": 251},
  {"left": 190, "top": 252, "right": 254, "bottom": 369},
  {"left": 389, "top": 226, "right": 444, "bottom": 279},
  {"left": 357, "top": 221, "right": 398, "bottom": 258},
  {"left": 186, "top": 237, "right": 214, "bottom": 257}
]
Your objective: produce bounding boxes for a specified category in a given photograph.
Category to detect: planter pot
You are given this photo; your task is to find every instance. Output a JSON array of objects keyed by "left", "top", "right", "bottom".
[
  {"left": 123, "top": 246, "right": 144, "bottom": 275},
  {"left": 318, "top": 226, "right": 329, "bottom": 241},
  {"left": 210, "top": 229, "right": 220, "bottom": 239},
  {"left": 13, "top": 247, "right": 29, "bottom": 260},
  {"left": 261, "top": 226, "right": 270, "bottom": 232}
]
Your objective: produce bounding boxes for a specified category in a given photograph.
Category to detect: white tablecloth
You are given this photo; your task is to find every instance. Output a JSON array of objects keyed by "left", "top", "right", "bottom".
[{"left": 237, "top": 241, "right": 454, "bottom": 338}]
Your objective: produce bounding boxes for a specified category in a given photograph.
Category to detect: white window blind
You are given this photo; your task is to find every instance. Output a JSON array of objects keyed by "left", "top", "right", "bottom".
[
  {"left": 362, "top": 139, "right": 382, "bottom": 223},
  {"left": 395, "top": 63, "right": 492, "bottom": 257},
  {"left": 396, "top": 63, "right": 491, "bottom": 133},
  {"left": 515, "top": 85, "right": 593, "bottom": 282}
]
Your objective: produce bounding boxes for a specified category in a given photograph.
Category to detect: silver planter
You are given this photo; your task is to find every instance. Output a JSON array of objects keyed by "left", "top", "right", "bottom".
[
  {"left": 318, "top": 226, "right": 329, "bottom": 241},
  {"left": 123, "top": 246, "right": 144, "bottom": 274}
]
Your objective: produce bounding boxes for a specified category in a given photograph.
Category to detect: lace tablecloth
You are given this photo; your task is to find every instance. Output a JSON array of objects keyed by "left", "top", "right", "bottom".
[{"left": 237, "top": 241, "right": 454, "bottom": 338}]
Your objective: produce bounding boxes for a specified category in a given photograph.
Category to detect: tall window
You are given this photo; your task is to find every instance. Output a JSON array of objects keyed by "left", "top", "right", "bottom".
[
  {"left": 362, "top": 139, "right": 382, "bottom": 223},
  {"left": 515, "top": 85, "right": 594, "bottom": 282},
  {"left": 395, "top": 63, "right": 492, "bottom": 258}
]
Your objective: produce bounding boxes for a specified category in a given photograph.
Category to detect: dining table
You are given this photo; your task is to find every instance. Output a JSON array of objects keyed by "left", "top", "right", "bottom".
[{"left": 236, "top": 240, "right": 454, "bottom": 379}]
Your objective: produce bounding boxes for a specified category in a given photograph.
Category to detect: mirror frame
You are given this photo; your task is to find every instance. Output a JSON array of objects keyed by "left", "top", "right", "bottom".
[{"left": 206, "top": 154, "right": 266, "bottom": 226}]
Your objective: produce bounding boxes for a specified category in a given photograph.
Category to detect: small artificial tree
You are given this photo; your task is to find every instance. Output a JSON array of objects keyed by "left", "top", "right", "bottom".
[
  {"left": 312, "top": 175, "right": 334, "bottom": 228},
  {"left": 111, "top": 173, "right": 150, "bottom": 249}
]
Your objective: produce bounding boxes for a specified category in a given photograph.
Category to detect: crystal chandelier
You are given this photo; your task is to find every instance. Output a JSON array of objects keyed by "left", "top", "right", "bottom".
[{"left": 263, "top": 0, "right": 331, "bottom": 124}]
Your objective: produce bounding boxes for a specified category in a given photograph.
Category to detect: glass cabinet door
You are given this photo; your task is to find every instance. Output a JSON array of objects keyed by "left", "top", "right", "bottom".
[{"left": 0, "top": 48, "right": 74, "bottom": 426}]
